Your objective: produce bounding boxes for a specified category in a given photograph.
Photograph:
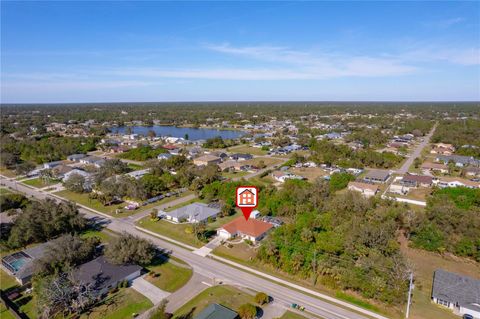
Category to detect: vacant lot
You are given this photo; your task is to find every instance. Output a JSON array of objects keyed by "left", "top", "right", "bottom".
[
  {"left": 144, "top": 257, "right": 193, "bottom": 292},
  {"left": 173, "top": 285, "right": 254, "bottom": 319},
  {"left": 245, "top": 157, "right": 284, "bottom": 168},
  {"left": 214, "top": 242, "right": 257, "bottom": 263},
  {"left": 290, "top": 167, "right": 328, "bottom": 181},
  {"left": 55, "top": 190, "right": 188, "bottom": 217},
  {"left": 228, "top": 144, "right": 269, "bottom": 156},
  {"left": 22, "top": 177, "right": 59, "bottom": 188},
  {"left": 79, "top": 288, "right": 152, "bottom": 319}
]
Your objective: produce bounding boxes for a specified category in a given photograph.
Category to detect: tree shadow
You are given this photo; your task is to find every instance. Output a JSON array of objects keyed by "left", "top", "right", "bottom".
[{"left": 175, "top": 307, "right": 196, "bottom": 319}]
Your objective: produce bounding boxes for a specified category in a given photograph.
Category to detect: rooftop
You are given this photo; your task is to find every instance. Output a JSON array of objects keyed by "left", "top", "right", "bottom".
[
  {"left": 432, "top": 269, "right": 480, "bottom": 311},
  {"left": 221, "top": 216, "right": 273, "bottom": 238}
]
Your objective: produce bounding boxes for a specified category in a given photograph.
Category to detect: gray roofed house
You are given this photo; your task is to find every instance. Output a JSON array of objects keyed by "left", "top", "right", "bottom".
[
  {"left": 73, "top": 256, "right": 142, "bottom": 296},
  {"left": 1, "top": 243, "right": 48, "bottom": 285},
  {"left": 194, "top": 303, "right": 238, "bottom": 319},
  {"left": 436, "top": 155, "right": 480, "bottom": 167},
  {"left": 67, "top": 153, "right": 87, "bottom": 162},
  {"left": 363, "top": 170, "right": 391, "bottom": 183},
  {"left": 160, "top": 202, "right": 220, "bottom": 223},
  {"left": 431, "top": 269, "right": 480, "bottom": 318}
]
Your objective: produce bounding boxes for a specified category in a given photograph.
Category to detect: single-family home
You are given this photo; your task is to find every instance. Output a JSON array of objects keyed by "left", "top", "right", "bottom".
[
  {"left": 363, "top": 170, "right": 391, "bottom": 183},
  {"left": 272, "top": 171, "right": 303, "bottom": 183},
  {"left": 430, "top": 143, "right": 455, "bottom": 156},
  {"left": 43, "top": 161, "right": 63, "bottom": 169},
  {"left": 67, "top": 154, "right": 87, "bottom": 162},
  {"left": 193, "top": 155, "right": 222, "bottom": 167},
  {"left": 125, "top": 168, "right": 151, "bottom": 180},
  {"left": 73, "top": 256, "right": 142, "bottom": 296},
  {"left": 80, "top": 156, "right": 106, "bottom": 168},
  {"left": 347, "top": 181, "right": 379, "bottom": 198},
  {"left": 465, "top": 167, "right": 480, "bottom": 178},
  {"left": 229, "top": 153, "right": 253, "bottom": 161},
  {"left": 217, "top": 217, "right": 273, "bottom": 242},
  {"left": 436, "top": 155, "right": 480, "bottom": 168},
  {"left": 160, "top": 202, "right": 220, "bottom": 223},
  {"left": 1, "top": 243, "right": 47, "bottom": 285},
  {"left": 52, "top": 164, "right": 74, "bottom": 179},
  {"left": 194, "top": 304, "right": 238, "bottom": 319},
  {"left": 434, "top": 177, "right": 480, "bottom": 189},
  {"left": 400, "top": 174, "right": 433, "bottom": 188},
  {"left": 431, "top": 269, "right": 480, "bottom": 319},
  {"left": 421, "top": 162, "right": 449, "bottom": 174}
]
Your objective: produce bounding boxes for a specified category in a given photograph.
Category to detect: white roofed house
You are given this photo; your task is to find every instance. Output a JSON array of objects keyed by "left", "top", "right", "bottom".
[
  {"left": 159, "top": 202, "right": 220, "bottom": 223},
  {"left": 347, "top": 181, "right": 379, "bottom": 197},
  {"left": 80, "top": 156, "right": 106, "bottom": 168},
  {"left": 193, "top": 155, "right": 222, "bottom": 167},
  {"left": 125, "top": 168, "right": 151, "bottom": 180},
  {"left": 43, "top": 160, "right": 63, "bottom": 169}
]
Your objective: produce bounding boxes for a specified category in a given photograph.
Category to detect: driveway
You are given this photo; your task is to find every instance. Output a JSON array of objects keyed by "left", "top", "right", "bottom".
[{"left": 131, "top": 276, "right": 170, "bottom": 305}]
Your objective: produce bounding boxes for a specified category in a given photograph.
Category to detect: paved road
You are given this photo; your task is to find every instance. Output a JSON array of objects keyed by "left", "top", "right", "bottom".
[
  {"left": 396, "top": 123, "right": 437, "bottom": 174},
  {"left": 1, "top": 177, "right": 387, "bottom": 319}
]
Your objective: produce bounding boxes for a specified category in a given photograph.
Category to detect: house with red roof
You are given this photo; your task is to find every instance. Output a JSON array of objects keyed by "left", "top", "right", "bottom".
[{"left": 217, "top": 217, "right": 273, "bottom": 242}]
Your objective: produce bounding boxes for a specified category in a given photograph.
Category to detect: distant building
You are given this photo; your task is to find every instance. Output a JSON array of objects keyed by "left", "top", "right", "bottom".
[
  {"left": 193, "top": 155, "right": 222, "bottom": 167},
  {"left": 400, "top": 174, "right": 433, "bottom": 188},
  {"left": 272, "top": 171, "right": 303, "bottom": 183},
  {"left": 157, "top": 153, "right": 174, "bottom": 160},
  {"left": 43, "top": 161, "right": 63, "bottom": 169},
  {"left": 434, "top": 177, "right": 480, "bottom": 189},
  {"left": 80, "top": 156, "right": 106, "bottom": 168},
  {"left": 125, "top": 168, "right": 151, "bottom": 180},
  {"left": 347, "top": 181, "right": 379, "bottom": 198},
  {"left": 194, "top": 304, "right": 238, "bottom": 319},
  {"left": 67, "top": 154, "right": 87, "bottom": 162},
  {"left": 363, "top": 170, "right": 391, "bottom": 183},
  {"left": 229, "top": 153, "right": 253, "bottom": 161},
  {"left": 436, "top": 155, "right": 480, "bottom": 168},
  {"left": 421, "top": 162, "right": 449, "bottom": 174},
  {"left": 217, "top": 217, "right": 273, "bottom": 242},
  {"left": 431, "top": 269, "right": 480, "bottom": 319}
]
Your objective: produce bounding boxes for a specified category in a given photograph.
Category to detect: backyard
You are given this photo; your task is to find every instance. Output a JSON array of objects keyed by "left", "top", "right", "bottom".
[
  {"left": 79, "top": 288, "right": 153, "bottom": 319},
  {"left": 144, "top": 257, "right": 193, "bottom": 292},
  {"left": 173, "top": 285, "right": 255, "bottom": 319}
]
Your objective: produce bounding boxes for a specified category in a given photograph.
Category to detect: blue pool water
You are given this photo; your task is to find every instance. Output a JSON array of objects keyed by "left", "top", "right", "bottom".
[{"left": 9, "top": 257, "right": 28, "bottom": 272}]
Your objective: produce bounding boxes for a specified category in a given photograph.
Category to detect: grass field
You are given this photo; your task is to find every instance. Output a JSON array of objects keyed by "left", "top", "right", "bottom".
[
  {"left": 22, "top": 177, "right": 60, "bottom": 188},
  {"left": 173, "top": 285, "right": 254, "bottom": 319},
  {"left": 290, "top": 167, "right": 328, "bottom": 181},
  {"left": 0, "top": 304, "right": 16, "bottom": 319},
  {"left": 0, "top": 168, "right": 16, "bottom": 178},
  {"left": 222, "top": 171, "right": 249, "bottom": 179},
  {"left": 144, "top": 258, "right": 193, "bottom": 292},
  {"left": 244, "top": 157, "right": 284, "bottom": 168},
  {"left": 228, "top": 144, "right": 269, "bottom": 156},
  {"left": 0, "top": 269, "right": 19, "bottom": 291},
  {"left": 127, "top": 163, "right": 144, "bottom": 171},
  {"left": 79, "top": 228, "right": 117, "bottom": 243},
  {"left": 0, "top": 187, "right": 14, "bottom": 195},
  {"left": 79, "top": 288, "right": 152, "bottom": 319},
  {"left": 54, "top": 189, "right": 188, "bottom": 217}
]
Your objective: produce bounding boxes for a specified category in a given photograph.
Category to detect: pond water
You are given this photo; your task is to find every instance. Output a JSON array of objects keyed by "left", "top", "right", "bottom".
[{"left": 112, "top": 125, "right": 244, "bottom": 141}]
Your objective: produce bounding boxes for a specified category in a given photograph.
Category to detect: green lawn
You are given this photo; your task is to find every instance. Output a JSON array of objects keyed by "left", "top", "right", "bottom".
[
  {"left": 0, "top": 304, "right": 16, "bottom": 319},
  {"left": 0, "top": 168, "right": 16, "bottom": 178},
  {"left": 222, "top": 171, "right": 249, "bottom": 179},
  {"left": 54, "top": 190, "right": 189, "bottom": 217},
  {"left": 0, "top": 269, "right": 19, "bottom": 292},
  {"left": 22, "top": 177, "right": 60, "bottom": 188},
  {"left": 0, "top": 187, "right": 13, "bottom": 195},
  {"left": 137, "top": 211, "right": 241, "bottom": 248},
  {"left": 278, "top": 311, "right": 309, "bottom": 319},
  {"left": 79, "top": 288, "right": 153, "bottom": 319},
  {"left": 79, "top": 228, "right": 117, "bottom": 243},
  {"left": 173, "top": 285, "right": 254, "bottom": 319},
  {"left": 127, "top": 163, "right": 144, "bottom": 171},
  {"left": 144, "top": 257, "right": 193, "bottom": 292}
]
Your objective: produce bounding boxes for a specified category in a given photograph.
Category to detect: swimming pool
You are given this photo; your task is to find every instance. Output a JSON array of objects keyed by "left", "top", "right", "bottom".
[{"left": 2, "top": 252, "right": 31, "bottom": 273}]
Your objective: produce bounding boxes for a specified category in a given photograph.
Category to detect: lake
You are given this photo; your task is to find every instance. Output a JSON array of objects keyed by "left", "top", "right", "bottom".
[{"left": 112, "top": 125, "right": 244, "bottom": 141}]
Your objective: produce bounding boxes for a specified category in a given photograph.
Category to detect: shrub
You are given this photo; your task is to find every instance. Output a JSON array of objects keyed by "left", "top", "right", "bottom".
[
  {"left": 237, "top": 303, "right": 257, "bottom": 319},
  {"left": 254, "top": 292, "right": 269, "bottom": 305}
]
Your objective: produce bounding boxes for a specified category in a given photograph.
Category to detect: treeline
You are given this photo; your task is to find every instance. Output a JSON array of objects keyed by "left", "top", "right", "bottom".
[
  {"left": 309, "top": 140, "right": 403, "bottom": 169},
  {"left": 118, "top": 145, "right": 167, "bottom": 161},
  {"left": 0, "top": 134, "right": 97, "bottom": 167},
  {"left": 397, "top": 119, "right": 434, "bottom": 136},
  {"left": 431, "top": 119, "right": 480, "bottom": 157},
  {"left": 409, "top": 187, "right": 480, "bottom": 261}
]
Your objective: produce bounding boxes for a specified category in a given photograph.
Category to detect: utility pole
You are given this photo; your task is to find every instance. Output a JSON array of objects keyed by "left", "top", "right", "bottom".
[
  {"left": 312, "top": 250, "right": 317, "bottom": 285},
  {"left": 405, "top": 272, "right": 414, "bottom": 318}
]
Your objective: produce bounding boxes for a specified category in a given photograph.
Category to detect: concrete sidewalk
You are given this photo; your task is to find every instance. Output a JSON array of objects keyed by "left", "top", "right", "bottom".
[{"left": 131, "top": 276, "right": 170, "bottom": 305}]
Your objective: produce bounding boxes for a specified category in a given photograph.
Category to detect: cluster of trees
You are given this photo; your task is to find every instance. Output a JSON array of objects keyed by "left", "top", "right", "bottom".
[
  {"left": 4, "top": 198, "right": 87, "bottom": 249},
  {"left": 409, "top": 187, "right": 480, "bottom": 261},
  {"left": 345, "top": 128, "right": 389, "bottom": 147},
  {"left": 251, "top": 180, "right": 410, "bottom": 304},
  {"left": 203, "top": 136, "right": 236, "bottom": 149},
  {"left": 118, "top": 145, "right": 167, "bottom": 161},
  {"left": 431, "top": 119, "right": 480, "bottom": 157},
  {"left": 329, "top": 172, "right": 355, "bottom": 192},
  {"left": 310, "top": 140, "right": 403, "bottom": 169},
  {"left": 105, "top": 233, "right": 156, "bottom": 265},
  {"left": 0, "top": 134, "right": 97, "bottom": 167},
  {"left": 88, "top": 156, "right": 222, "bottom": 204},
  {"left": 0, "top": 193, "right": 29, "bottom": 211},
  {"left": 397, "top": 119, "right": 433, "bottom": 136}
]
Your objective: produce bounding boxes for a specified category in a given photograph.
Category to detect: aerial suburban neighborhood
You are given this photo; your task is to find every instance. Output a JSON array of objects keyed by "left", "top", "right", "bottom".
[{"left": 1, "top": 1, "right": 479, "bottom": 319}]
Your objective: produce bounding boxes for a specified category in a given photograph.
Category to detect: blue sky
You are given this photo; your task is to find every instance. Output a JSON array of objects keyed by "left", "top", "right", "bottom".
[{"left": 1, "top": 1, "right": 479, "bottom": 102}]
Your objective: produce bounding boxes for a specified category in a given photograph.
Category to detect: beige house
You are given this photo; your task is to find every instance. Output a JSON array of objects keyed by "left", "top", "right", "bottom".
[
  {"left": 193, "top": 155, "right": 222, "bottom": 166},
  {"left": 347, "top": 181, "right": 379, "bottom": 197}
]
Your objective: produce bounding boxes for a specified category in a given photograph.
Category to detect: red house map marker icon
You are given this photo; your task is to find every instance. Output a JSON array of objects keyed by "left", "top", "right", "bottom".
[{"left": 236, "top": 186, "right": 258, "bottom": 220}]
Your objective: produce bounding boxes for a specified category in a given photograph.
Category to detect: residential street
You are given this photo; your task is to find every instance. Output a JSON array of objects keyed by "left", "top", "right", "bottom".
[
  {"left": 396, "top": 123, "right": 437, "bottom": 174},
  {"left": 1, "top": 175, "right": 387, "bottom": 319}
]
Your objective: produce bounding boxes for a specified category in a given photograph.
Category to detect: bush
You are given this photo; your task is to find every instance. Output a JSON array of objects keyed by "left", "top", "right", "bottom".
[
  {"left": 254, "top": 292, "right": 269, "bottom": 305},
  {"left": 237, "top": 303, "right": 257, "bottom": 319}
]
